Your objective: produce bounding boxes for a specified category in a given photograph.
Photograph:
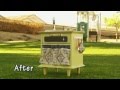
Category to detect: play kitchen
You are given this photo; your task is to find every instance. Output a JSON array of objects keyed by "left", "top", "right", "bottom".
[{"left": 39, "top": 16, "right": 85, "bottom": 77}]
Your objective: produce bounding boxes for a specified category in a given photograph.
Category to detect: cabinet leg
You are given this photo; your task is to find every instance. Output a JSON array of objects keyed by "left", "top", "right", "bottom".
[
  {"left": 77, "top": 68, "right": 80, "bottom": 74},
  {"left": 67, "top": 69, "right": 71, "bottom": 77},
  {"left": 43, "top": 68, "right": 47, "bottom": 75}
]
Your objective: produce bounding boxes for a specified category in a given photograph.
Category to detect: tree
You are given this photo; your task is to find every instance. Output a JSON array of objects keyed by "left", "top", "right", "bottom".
[{"left": 104, "top": 13, "right": 120, "bottom": 42}]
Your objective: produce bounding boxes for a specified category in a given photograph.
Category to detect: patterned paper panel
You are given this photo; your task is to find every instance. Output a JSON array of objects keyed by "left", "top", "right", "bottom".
[{"left": 40, "top": 47, "right": 70, "bottom": 65}]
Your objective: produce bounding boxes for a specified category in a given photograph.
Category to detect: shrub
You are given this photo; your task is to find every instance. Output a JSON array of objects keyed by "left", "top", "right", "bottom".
[{"left": 0, "top": 19, "right": 44, "bottom": 34}]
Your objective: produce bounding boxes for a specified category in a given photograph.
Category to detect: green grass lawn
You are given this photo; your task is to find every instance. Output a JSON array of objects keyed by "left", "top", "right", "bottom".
[{"left": 0, "top": 41, "right": 120, "bottom": 79}]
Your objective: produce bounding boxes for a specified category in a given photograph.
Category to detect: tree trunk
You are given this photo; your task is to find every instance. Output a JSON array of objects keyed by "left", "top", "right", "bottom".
[
  {"left": 97, "top": 15, "right": 99, "bottom": 42},
  {"left": 87, "top": 12, "right": 89, "bottom": 42},
  {"left": 116, "top": 28, "right": 118, "bottom": 42},
  {"left": 98, "top": 13, "right": 101, "bottom": 42}
]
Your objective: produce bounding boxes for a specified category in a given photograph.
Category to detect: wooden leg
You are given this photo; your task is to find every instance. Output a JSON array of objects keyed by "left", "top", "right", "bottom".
[
  {"left": 67, "top": 69, "right": 71, "bottom": 77},
  {"left": 56, "top": 68, "right": 59, "bottom": 72},
  {"left": 43, "top": 67, "right": 47, "bottom": 75},
  {"left": 77, "top": 68, "right": 80, "bottom": 74}
]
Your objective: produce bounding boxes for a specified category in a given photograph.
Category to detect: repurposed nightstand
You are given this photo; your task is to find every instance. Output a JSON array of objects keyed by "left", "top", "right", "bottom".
[{"left": 39, "top": 30, "right": 85, "bottom": 77}]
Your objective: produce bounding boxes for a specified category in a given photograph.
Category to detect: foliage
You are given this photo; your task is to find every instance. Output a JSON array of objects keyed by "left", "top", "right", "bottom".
[
  {"left": 0, "top": 19, "right": 44, "bottom": 34},
  {"left": 104, "top": 14, "right": 120, "bottom": 29},
  {"left": 104, "top": 13, "right": 120, "bottom": 41}
]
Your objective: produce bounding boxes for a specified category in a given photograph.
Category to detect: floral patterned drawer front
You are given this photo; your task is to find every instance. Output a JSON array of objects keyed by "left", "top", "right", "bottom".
[{"left": 40, "top": 47, "right": 70, "bottom": 65}]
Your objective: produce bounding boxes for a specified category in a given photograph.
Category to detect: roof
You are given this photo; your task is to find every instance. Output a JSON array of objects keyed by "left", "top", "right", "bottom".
[{"left": 7, "top": 14, "right": 46, "bottom": 24}]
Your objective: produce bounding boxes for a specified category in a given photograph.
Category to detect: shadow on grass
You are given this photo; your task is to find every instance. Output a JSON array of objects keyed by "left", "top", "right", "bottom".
[
  {"left": 0, "top": 41, "right": 41, "bottom": 48},
  {"left": 82, "top": 54, "right": 120, "bottom": 79},
  {"left": 0, "top": 53, "right": 42, "bottom": 79},
  {"left": 42, "top": 54, "right": 120, "bottom": 79},
  {"left": 1, "top": 41, "right": 120, "bottom": 49},
  {"left": 84, "top": 42, "right": 120, "bottom": 49},
  {"left": 0, "top": 53, "right": 120, "bottom": 79}
]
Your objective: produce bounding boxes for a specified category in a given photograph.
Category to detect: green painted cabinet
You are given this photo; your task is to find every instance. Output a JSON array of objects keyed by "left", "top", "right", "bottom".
[
  {"left": 77, "top": 22, "right": 88, "bottom": 41},
  {"left": 39, "top": 30, "right": 85, "bottom": 77}
]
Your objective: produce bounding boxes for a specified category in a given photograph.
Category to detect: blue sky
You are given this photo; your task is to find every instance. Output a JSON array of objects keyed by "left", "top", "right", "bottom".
[{"left": 0, "top": 11, "right": 117, "bottom": 27}]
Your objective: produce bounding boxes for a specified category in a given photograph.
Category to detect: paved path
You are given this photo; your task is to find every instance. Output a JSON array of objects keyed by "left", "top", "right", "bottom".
[{"left": 100, "top": 39, "right": 120, "bottom": 43}]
